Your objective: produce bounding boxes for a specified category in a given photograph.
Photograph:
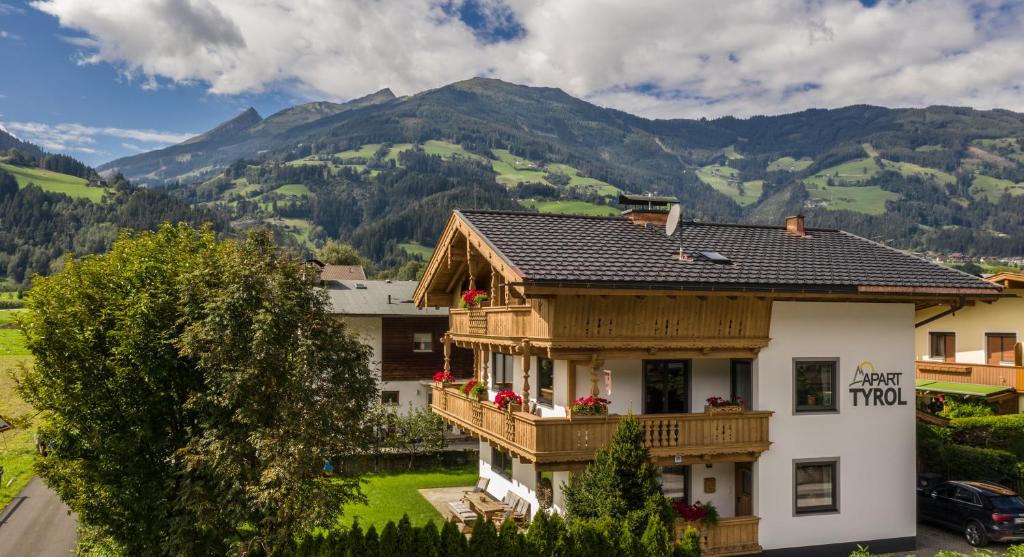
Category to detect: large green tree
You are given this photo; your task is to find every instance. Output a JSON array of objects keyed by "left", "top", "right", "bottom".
[{"left": 17, "top": 224, "right": 377, "bottom": 555}]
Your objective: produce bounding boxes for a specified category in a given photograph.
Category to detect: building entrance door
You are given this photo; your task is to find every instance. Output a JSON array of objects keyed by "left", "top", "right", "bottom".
[{"left": 735, "top": 462, "right": 753, "bottom": 516}]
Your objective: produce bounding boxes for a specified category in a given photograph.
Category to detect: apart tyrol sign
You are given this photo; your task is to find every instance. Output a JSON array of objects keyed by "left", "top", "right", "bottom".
[{"left": 849, "top": 360, "right": 908, "bottom": 407}]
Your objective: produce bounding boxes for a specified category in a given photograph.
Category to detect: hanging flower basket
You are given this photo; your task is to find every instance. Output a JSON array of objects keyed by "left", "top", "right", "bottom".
[
  {"left": 460, "top": 289, "right": 490, "bottom": 308},
  {"left": 433, "top": 370, "right": 455, "bottom": 385},
  {"left": 704, "top": 396, "right": 744, "bottom": 414},
  {"left": 570, "top": 395, "right": 611, "bottom": 416},
  {"left": 494, "top": 390, "right": 523, "bottom": 411}
]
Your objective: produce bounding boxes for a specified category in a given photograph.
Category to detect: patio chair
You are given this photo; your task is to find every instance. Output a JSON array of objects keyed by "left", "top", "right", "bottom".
[
  {"left": 464, "top": 477, "right": 490, "bottom": 495},
  {"left": 448, "top": 501, "right": 477, "bottom": 525}
]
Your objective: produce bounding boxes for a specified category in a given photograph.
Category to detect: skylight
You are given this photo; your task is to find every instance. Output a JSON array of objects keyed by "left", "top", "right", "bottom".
[{"left": 699, "top": 251, "right": 732, "bottom": 264}]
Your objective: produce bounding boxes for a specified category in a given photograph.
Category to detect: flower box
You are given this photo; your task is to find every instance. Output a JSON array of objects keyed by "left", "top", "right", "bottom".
[
  {"left": 433, "top": 370, "right": 455, "bottom": 385},
  {"left": 460, "top": 289, "right": 490, "bottom": 308},
  {"left": 570, "top": 395, "right": 611, "bottom": 417},
  {"left": 462, "top": 379, "right": 487, "bottom": 401},
  {"left": 494, "top": 390, "right": 523, "bottom": 411},
  {"left": 705, "top": 396, "right": 744, "bottom": 414}
]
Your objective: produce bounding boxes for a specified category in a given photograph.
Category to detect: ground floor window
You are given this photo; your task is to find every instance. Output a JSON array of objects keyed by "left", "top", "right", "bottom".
[
  {"left": 659, "top": 465, "right": 690, "bottom": 503},
  {"left": 382, "top": 391, "right": 400, "bottom": 406},
  {"left": 492, "top": 447, "right": 513, "bottom": 479},
  {"left": 794, "top": 458, "right": 839, "bottom": 515}
]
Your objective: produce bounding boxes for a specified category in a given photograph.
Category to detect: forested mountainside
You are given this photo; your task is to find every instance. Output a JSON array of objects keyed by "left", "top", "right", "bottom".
[
  {"left": 99, "top": 78, "right": 1024, "bottom": 268},
  {"left": 0, "top": 131, "right": 229, "bottom": 286}
]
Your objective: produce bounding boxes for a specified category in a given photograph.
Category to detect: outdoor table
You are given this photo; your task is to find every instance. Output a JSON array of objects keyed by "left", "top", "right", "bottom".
[{"left": 465, "top": 494, "right": 504, "bottom": 520}]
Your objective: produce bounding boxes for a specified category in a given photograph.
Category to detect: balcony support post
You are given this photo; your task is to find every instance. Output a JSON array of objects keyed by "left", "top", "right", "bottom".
[
  {"left": 481, "top": 346, "right": 490, "bottom": 389},
  {"left": 443, "top": 334, "right": 451, "bottom": 373},
  {"left": 521, "top": 340, "right": 532, "bottom": 402},
  {"left": 589, "top": 353, "right": 604, "bottom": 397}
]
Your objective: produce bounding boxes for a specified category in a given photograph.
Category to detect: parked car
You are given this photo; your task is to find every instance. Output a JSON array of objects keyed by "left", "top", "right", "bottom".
[{"left": 918, "top": 480, "right": 1024, "bottom": 546}]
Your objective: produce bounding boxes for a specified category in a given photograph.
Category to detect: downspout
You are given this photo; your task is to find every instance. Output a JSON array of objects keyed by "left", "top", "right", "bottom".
[{"left": 915, "top": 297, "right": 965, "bottom": 328}]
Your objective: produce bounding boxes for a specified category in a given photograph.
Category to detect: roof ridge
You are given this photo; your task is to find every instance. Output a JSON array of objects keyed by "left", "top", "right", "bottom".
[
  {"left": 458, "top": 208, "right": 626, "bottom": 221},
  {"left": 837, "top": 230, "right": 988, "bottom": 282}
]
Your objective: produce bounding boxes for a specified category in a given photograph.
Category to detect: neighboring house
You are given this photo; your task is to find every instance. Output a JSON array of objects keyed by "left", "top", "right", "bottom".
[
  {"left": 308, "top": 260, "right": 367, "bottom": 282},
  {"left": 327, "top": 278, "right": 472, "bottom": 411},
  {"left": 915, "top": 272, "right": 1024, "bottom": 413},
  {"left": 413, "top": 201, "right": 1001, "bottom": 557}
]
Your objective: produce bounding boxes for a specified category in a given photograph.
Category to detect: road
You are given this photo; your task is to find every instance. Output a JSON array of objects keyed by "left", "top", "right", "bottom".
[{"left": 0, "top": 477, "right": 77, "bottom": 557}]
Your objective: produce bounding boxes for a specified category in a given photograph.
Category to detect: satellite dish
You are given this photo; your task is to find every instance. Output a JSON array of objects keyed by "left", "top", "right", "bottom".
[{"left": 666, "top": 204, "right": 681, "bottom": 236}]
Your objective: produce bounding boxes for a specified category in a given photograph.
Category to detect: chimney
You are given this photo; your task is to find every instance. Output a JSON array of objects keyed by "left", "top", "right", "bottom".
[
  {"left": 618, "top": 193, "right": 679, "bottom": 227},
  {"left": 785, "top": 214, "right": 808, "bottom": 237}
]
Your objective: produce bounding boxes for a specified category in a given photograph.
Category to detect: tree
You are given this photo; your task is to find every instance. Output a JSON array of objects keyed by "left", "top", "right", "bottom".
[
  {"left": 562, "top": 413, "right": 675, "bottom": 535},
  {"left": 318, "top": 239, "right": 369, "bottom": 266},
  {"left": 17, "top": 224, "right": 377, "bottom": 555}
]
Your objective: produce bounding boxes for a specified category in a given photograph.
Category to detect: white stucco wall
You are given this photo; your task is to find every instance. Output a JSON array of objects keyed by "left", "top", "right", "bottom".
[
  {"left": 479, "top": 440, "right": 542, "bottom": 516},
  {"left": 914, "top": 289, "right": 1023, "bottom": 365},
  {"left": 691, "top": 462, "right": 736, "bottom": 517},
  {"left": 754, "top": 301, "right": 916, "bottom": 551},
  {"left": 339, "top": 316, "right": 426, "bottom": 413}
]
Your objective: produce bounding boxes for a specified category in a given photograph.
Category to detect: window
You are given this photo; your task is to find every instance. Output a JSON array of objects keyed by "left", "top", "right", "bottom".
[
  {"left": 538, "top": 357, "right": 554, "bottom": 406},
  {"left": 794, "top": 459, "right": 838, "bottom": 515},
  {"left": 644, "top": 360, "right": 690, "bottom": 414},
  {"left": 492, "top": 353, "right": 514, "bottom": 391},
  {"left": 731, "top": 360, "right": 753, "bottom": 410},
  {"left": 987, "top": 333, "right": 1017, "bottom": 365},
  {"left": 382, "top": 391, "right": 400, "bottom": 406},
  {"left": 954, "top": 487, "right": 981, "bottom": 506},
  {"left": 491, "top": 447, "right": 513, "bottom": 479},
  {"left": 659, "top": 466, "right": 690, "bottom": 503},
  {"left": 794, "top": 360, "right": 838, "bottom": 413},
  {"left": 413, "top": 332, "right": 433, "bottom": 353},
  {"left": 930, "top": 332, "right": 956, "bottom": 362}
]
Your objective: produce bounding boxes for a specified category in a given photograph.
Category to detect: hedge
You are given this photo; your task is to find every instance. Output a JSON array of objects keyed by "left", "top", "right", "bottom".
[
  {"left": 918, "top": 423, "right": 1018, "bottom": 485},
  {"left": 950, "top": 414, "right": 1024, "bottom": 459},
  {"left": 282, "top": 513, "right": 703, "bottom": 557}
]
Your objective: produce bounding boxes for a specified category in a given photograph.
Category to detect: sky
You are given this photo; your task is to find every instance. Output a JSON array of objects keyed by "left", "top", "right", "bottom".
[{"left": 1, "top": 0, "right": 1023, "bottom": 166}]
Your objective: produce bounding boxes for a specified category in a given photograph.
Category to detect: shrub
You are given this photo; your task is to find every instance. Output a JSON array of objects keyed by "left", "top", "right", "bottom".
[
  {"left": 674, "top": 526, "right": 701, "bottom": 557},
  {"left": 944, "top": 444, "right": 1017, "bottom": 484},
  {"left": 640, "top": 514, "right": 673, "bottom": 557},
  {"left": 940, "top": 397, "right": 995, "bottom": 418},
  {"left": 951, "top": 414, "right": 1024, "bottom": 459}
]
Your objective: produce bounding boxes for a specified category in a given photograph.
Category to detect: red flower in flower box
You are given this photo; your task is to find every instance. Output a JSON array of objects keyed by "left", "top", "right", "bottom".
[
  {"left": 462, "top": 379, "right": 478, "bottom": 395},
  {"left": 460, "top": 289, "right": 490, "bottom": 308},
  {"left": 571, "top": 395, "right": 611, "bottom": 416},
  {"left": 494, "top": 390, "right": 523, "bottom": 411},
  {"left": 433, "top": 370, "right": 455, "bottom": 384}
]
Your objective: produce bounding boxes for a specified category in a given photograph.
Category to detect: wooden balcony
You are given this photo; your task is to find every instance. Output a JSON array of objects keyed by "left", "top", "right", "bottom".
[
  {"left": 431, "top": 385, "right": 772, "bottom": 467},
  {"left": 675, "top": 516, "right": 762, "bottom": 557},
  {"left": 916, "top": 360, "right": 1024, "bottom": 392}
]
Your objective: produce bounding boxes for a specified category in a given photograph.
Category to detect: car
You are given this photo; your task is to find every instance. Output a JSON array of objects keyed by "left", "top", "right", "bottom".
[{"left": 918, "top": 480, "right": 1024, "bottom": 547}]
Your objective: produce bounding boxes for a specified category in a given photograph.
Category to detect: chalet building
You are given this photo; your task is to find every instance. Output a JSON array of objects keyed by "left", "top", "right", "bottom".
[
  {"left": 915, "top": 272, "right": 1024, "bottom": 413},
  {"left": 413, "top": 199, "right": 1002, "bottom": 556},
  {"left": 327, "top": 279, "right": 472, "bottom": 411}
]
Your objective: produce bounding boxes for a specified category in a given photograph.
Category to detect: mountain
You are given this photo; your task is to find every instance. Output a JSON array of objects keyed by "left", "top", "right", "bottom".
[
  {"left": 99, "top": 78, "right": 1024, "bottom": 266},
  {"left": 0, "top": 127, "right": 44, "bottom": 158}
]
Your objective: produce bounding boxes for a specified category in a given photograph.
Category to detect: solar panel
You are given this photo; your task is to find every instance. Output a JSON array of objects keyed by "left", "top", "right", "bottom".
[{"left": 699, "top": 251, "right": 732, "bottom": 264}]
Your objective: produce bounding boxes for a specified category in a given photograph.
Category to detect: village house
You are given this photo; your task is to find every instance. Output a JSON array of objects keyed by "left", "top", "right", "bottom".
[
  {"left": 325, "top": 274, "right": 472, "bottom": 411},
  {"left": 915, "top": 272, "right": 1024, "bottom": 414},
  {"left": 412, "top": 197, "right": 1002, "bottom": 556}
]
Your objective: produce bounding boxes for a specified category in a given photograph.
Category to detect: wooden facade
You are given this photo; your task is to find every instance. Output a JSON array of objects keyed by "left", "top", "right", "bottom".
[
  {"left": 381, "top": 316, "right": 473, "bottom": 381},
  {"left": 431, "top": 384, "right": 771, "bottom": 467},
  {"left": 675, "top": 516, "right": 762, "bottom": 557}
]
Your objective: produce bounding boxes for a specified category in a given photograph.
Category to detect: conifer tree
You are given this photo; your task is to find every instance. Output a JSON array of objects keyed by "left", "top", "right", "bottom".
[
  {"left": 397, "top": 514, "right": 415, "bottom": 554},
  {"left": 363, "top": 524, "right": 379, "bottom": 557},
  {"left": 641, "top": 513, "right": 673, "bottom": 557},
  {"left": 440, "top": 519, "right": 468, "bottom": 557},
  {"left": 415, "top": 520, "right": 442, "bottom": 557},
  {"left": 379, "top": 521, "right": 400, "bottom": 554},
  {"left": 498, "top": 517, "right": 528, "bottom": 557},
  {"left": 468, "top": 517, "right": 499, "bottom": 553},
  {"left": 345, "top": 521, "right": 365, "bottom": 557}
]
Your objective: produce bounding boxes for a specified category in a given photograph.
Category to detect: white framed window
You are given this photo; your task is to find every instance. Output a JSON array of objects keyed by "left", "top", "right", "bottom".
[
  {"left": 382, "top": 391, "right": 400, "bottom": 406},
  {"left": 413, "top": 332, "right": 433, "bottom": 352}
]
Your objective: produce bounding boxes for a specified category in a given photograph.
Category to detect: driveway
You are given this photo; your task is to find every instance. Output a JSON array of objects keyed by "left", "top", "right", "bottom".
[
  {"left": 0, "top": 477, "right": 78, "bottom": 557},
  {"left": 883, "top": 523, "right": 1012, "bottom": 556}
]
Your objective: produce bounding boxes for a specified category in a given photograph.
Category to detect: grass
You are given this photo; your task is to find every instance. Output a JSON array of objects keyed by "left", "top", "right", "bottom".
[
  {"left": 0, "top": 162, "right": 108, "bottom": 202},
  {"left": 274, "top": 183, "right": 311, "bottom": 196},
  {"left": 766, "top": 156, "right": 812, "bottom": 172},
  {"left": 0, "top": 309, "right": 28, "bottom": 357},
  {"left": 338, "top": 466, "right": 477, "bottom": 529},
  {"left": 722, "top": 145, "right": 744, "bottom": 160},
  {"left": 337, "top": 144, "right": 382, "bottom": 161},
  {"left": 398, "top": 242, "right": 435, "bottom": 261},
  {"left": 971, "top": 174, "right": 1024, "bottom": 202},
  {"left": 696, "top": 165, "right": 761, "bottom": 205},
  {"left": 519, "top": 199, "right": 618, "bottom": 216},
  {"left": 491, "top": 149, "right": 549, "bottom": 187},
  {"left": 422, "top": 140, "right": 486, "bottom": 162},
  {"left": 384, "top": 143, "right": 415, "bottom": 162},
  {"left": 0, "top": 355, "right": 36, "bottom": 509},
  {"left": 803, "top": 183, "right": 899, "bottom": 215},
  {"left": 544, "top": 163, "right": 621, "bottom": 197},
  {"left": 973, "top": 137, "right": 1024, "bottom": 164},
  {"left": 804, "top": 157, "right": 954, "bottom": 191}
]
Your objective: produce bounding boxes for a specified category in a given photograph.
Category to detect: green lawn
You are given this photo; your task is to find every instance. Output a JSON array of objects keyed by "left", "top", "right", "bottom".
[
  {"left": 971, "top": 174, "right": 1024, "bottom": 202},
  {"left": 0, "top": 163, "right": 108, "bottom": 202},
  {"left": 385, "top": 143, "right": 415, "bottom": 162},
  {"left": 766, "top": 156, "right": 812, "bottom": 172},
  {"left": 274, "top": 183, "right": 311, "bottom": 196},
  {"left": 804, "top": 183, "right": 899, "bottom": 215},
  {"left": 0, "top": 309, "right": 28, "bottom": 356},
  {"left": 398, "top": 242, "right": 435, "bottom": 260},
  {"left": 491, "top": 150, "right": 549, "bottom": 187},
  {"left": 337, "top": 144, "right": 382, "bottom": 161},
  {"left": 338, "top": 466, "right": 477, "bottom": 529},
  {"left": 519, "top": 199, "right": 618, "bottom": 216},
  {"left": 0, "top": 355, "right": 36, "bottom": 508}
]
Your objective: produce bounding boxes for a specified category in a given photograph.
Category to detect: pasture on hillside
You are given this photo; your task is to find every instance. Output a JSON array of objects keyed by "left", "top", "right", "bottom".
[{"left": 0, "top": 162, "right": 108, "bottom": 202}]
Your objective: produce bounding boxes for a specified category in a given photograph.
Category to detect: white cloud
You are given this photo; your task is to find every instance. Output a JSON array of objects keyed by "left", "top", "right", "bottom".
[
  {"left": 29, "top": 0, "right": 1024, "bottom": 118},
  {"left": 0, "top": 120, "right": 194, "bottom": 154}
]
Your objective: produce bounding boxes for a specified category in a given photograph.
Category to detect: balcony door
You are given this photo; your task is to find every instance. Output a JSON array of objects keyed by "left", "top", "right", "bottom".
[
  {"left": 731, "top": 360, "right": 753, "bottom": 410},
  {"left": 643, "top": 360, "right": 690, "bottom": 414}
]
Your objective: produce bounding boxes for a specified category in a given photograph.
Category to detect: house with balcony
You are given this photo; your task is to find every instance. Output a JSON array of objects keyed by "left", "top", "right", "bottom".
[
  {"left": 412, "top": 199, "right": 1001, "bottom": 556},
  {"left": 915, "top": 272, "right": 1024, "bottom": 413}
]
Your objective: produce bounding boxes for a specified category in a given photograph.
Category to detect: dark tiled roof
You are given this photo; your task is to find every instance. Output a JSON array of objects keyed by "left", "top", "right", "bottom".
[{"left": 458, "top": 210, "right": 999, "bottom": 293}]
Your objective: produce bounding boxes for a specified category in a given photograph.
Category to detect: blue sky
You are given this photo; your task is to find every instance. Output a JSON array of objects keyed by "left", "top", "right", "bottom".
[{"left": 2, "top": 0, "right": 1023, "bottom": 166}]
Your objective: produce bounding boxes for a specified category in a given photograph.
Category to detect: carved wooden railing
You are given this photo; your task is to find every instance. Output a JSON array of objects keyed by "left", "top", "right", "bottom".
[
  {"left": 431, "top": 385, "right": 772, "bottom": 465},
  {"left": 916, "top": 360, "right": 1024, "bottom": 393},
  {"left": 676, "top": 516, "right": 762, "bottom": 557},
  {"left": 449, "top": 306, "right": 536, "bottom": 339}
]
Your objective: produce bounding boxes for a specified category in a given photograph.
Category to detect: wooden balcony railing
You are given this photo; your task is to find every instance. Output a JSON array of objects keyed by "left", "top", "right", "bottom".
[
  {"left": 916, "top": 360, "right": 1024, "bottom": 392},
  {"left": 449, "top": 306, "right": 536, "bottom": 339},
  {"left": 431, "top": 385, "right": 772, "bottom": 466},
  {"left": 676, "top": 516, "right": 762, "bottom": 557}
]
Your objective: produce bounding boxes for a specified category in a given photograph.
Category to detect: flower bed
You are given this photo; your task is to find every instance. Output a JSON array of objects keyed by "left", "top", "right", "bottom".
[{"left": 571, "top": 395, "right": 611, "bottom": 416}]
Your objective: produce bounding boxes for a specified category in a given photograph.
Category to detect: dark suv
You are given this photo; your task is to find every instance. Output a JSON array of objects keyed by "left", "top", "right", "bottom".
[{"left": 918, "top": 480, "right": 1024, "bottom": 546}]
